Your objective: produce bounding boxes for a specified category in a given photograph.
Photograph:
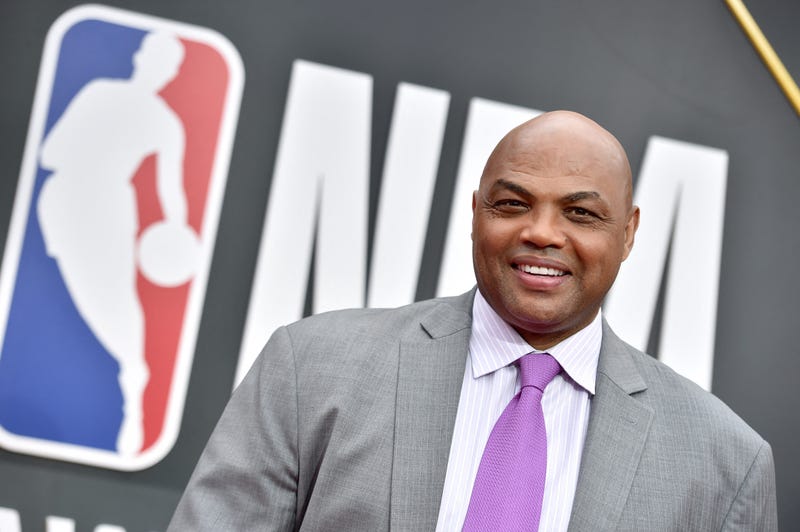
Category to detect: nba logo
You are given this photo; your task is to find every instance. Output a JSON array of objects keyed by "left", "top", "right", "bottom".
[{"left": 0, "top": 5, "right": 243, "bottom": 470}]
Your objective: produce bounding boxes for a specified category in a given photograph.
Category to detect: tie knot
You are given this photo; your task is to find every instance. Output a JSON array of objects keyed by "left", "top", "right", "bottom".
[{"left": 517, "top": 353, "right": 561, "bottom": 391}]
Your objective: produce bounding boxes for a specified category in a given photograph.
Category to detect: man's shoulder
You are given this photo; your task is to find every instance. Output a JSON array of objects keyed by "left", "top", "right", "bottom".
[
  {"left": 606, "top": 328, "right": 767, "bottom": 450},
  {"left": 283, "top": 291, "right": 474, "bottom": 345},
  {"left": 253, "top": 292, "right": 473, "bottom": 385}
]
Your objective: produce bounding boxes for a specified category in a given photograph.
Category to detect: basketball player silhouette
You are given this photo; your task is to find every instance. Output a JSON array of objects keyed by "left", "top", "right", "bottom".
[{"left": 37, "top": 32, "right": 194, "bottom": 455}]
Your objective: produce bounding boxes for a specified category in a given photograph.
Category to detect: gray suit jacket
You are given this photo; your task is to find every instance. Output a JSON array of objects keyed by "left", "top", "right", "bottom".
[{"left": 169, "top": 290, "right": 777, "bottom": 531}]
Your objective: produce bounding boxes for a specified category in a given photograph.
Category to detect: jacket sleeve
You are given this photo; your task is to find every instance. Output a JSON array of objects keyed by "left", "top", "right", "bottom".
[
  {"left": 168, "top": 326, "right": 299, "bottom": 531},
  {"left": 721, "top": 441, "right": 778, "bottom": 532}
]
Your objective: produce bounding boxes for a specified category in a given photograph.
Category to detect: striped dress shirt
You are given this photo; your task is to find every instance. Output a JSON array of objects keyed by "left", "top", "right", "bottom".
[{"left": 435, "top": 290, "right": 601, "bottom": 531}]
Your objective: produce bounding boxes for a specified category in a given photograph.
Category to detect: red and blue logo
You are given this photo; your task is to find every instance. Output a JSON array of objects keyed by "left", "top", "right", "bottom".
[{"left": 0, "top": 5, "right": 243, "bottom": 470}]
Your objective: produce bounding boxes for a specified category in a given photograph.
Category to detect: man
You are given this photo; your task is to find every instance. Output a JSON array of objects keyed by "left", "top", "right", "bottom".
[{"left": 169, "top": 111, "right": 777, "bottom": 530}]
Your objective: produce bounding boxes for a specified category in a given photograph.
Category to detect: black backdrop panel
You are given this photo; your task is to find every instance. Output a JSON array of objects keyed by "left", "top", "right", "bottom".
[{"left": 0, "top": 1, "right": 798, "bottom": 529}]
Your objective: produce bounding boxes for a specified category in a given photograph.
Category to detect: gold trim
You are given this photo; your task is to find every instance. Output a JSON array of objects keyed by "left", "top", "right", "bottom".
[{"left": 725, "top": 0, "right": 800, "bottom": 116}]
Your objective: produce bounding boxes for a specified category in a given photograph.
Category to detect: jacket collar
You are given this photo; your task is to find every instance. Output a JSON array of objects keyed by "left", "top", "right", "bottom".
[
  {"left": 567, "top": 320, "right": 653, "bottom": 531},
  {"left": 389, "top": 291, "right": 655, "bottom": 531},
  {"left": 390, "top": 290, "right": 473, "bottom": 530}
]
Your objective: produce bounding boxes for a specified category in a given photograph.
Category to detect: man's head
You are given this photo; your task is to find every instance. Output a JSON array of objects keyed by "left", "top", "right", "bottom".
[
  {"left": 471, "top": 110, "right": 639, "bottom": 349},
  {"left": 132, "top": 32, "right": 185, "bottom": 90}
]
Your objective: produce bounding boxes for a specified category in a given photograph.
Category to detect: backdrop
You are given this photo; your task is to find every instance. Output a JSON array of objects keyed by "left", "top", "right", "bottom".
[{"left": 0, "top": 1, "right": 798, "bottom": 530}]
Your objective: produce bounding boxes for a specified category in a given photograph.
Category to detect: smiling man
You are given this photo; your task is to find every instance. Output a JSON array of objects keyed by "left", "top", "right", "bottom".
[
  {"left": 169, "top": 111, "right": 777, "bottom": 531},
  {"left": 472, "top": 111, "right": 638, "bottom": 350}
]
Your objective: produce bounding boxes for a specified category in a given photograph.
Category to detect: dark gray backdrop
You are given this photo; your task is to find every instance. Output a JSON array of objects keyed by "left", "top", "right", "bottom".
[{"left": 1, "top": 0, "right": 798, "bottom": 530}]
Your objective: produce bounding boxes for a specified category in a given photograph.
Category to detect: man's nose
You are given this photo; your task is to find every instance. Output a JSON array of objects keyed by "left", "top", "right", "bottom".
[{"left": 519, "top": 208, "right": 567, "bottom": 248}]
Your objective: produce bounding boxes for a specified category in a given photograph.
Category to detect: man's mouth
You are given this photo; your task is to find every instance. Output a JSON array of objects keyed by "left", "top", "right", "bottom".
[{"left": 516, "top": 264, "right": 567, "bottom": 277}]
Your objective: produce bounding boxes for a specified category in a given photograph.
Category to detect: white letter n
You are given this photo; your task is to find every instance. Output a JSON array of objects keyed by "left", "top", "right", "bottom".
[
  {"left": 235, "top": 60, "right": 372, "bottom": 384},
  {"left": 235, "top": 62, "right": 449, "bottom": 385},
  {"left": 605, "top": 136, "right": 728, "bottom": 391}
]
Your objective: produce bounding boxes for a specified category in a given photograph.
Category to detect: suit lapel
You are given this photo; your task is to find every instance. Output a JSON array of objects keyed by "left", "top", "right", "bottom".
[
  {"left": 389, "top": 291, "right": 474, "bottom": 531},
  {"left": 387, "top": 297, "right": 653, "bottom": 530},
  {"left": 567, "top": 321, "right": 654, "bottom": 532}
]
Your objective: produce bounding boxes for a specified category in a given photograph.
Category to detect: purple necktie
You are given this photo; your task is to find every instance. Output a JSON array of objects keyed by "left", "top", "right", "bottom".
[{"left": 462, "top": 353, "right": 562, "bottom": 532}]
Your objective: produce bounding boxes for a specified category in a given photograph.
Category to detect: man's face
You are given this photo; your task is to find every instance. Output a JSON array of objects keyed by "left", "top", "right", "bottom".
[{"left": 471, "top": 118, "right": 638, "bottom": 348}]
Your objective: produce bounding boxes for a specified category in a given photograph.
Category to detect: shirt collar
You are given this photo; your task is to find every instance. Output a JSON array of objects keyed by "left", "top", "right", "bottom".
[{"left": 469, "top": 289, "right": 601, "bottom": 395}]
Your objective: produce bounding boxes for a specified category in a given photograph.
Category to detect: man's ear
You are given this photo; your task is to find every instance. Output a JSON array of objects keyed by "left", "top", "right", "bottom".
[
  {"left": 471, "top": 190, "right": 478, "bottom": 240},
  {"left": 621, "top": 205, "right": 640, "bottom": 261}
]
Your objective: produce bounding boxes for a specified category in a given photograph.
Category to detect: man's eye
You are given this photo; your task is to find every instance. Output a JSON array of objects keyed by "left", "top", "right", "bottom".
[
  {"left": 493, "top": 199, "right": 528, "bottom": 212},
  {"left": 566, "top": 207, "right": 597, "bottom": 219}
]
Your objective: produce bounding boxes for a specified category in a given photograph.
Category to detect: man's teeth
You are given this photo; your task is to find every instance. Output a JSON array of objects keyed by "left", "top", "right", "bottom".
[{"left": 519, "top": 264, "right": 566, "bottom": 276}]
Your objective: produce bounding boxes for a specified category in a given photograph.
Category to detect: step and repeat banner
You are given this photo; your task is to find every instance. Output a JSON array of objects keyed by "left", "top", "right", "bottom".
[{"left": 0, "top": 0, "right": 798, "bottom": 529}]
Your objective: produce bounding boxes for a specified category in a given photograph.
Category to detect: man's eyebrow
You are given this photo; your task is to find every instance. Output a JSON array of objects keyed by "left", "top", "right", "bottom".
[
  {"left": 489, "top": 181, "right": 605, "bottom": 204},
  {"left": 563, "top": 191, "right": 602, "bottom": 202},
  {"left": 492, "top": 179, "right": 532, "bottom": 197}
]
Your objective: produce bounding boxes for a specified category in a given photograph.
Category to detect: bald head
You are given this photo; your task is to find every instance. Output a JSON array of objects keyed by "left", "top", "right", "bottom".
[
  {"left": 471, "top": 110, "right": 640, "bottom": 348},
  {"left": 481, "top": 110, "right": 634, "bottom": 206}
]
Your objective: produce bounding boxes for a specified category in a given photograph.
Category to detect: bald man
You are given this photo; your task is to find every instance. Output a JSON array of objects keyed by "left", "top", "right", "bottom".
[{"left": 169, "top": 111, "right": 777, "bottom": 531}]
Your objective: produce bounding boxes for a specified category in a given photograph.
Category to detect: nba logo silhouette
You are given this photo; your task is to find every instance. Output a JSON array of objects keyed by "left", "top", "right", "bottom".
[{"left": 0, "top": 5, "right": 243, "bottom": 470}]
